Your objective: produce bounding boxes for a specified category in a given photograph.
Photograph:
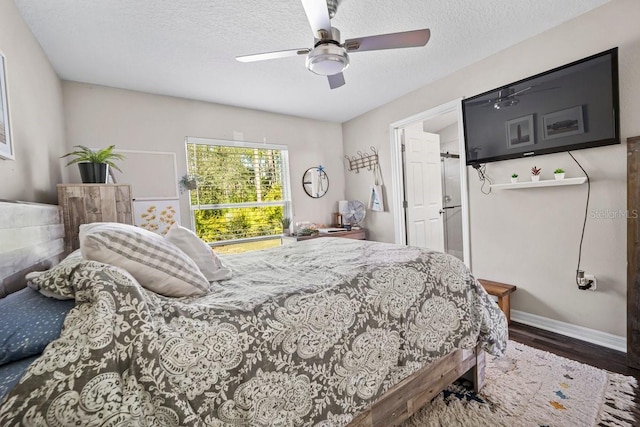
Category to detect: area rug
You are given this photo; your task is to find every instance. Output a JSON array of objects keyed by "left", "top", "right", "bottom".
[{"left": 404, "top": 340, "right": 637, "bottom": 427}]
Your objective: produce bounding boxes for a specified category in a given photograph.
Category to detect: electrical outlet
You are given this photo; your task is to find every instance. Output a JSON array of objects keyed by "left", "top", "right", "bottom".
[{"left": 585, "top": 274, "right": 597, "bottom": 291}]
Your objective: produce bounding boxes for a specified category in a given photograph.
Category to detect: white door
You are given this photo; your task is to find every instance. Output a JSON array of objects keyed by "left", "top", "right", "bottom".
[{"left": 403, "top": 127, "right": 445, "bottom": 251}]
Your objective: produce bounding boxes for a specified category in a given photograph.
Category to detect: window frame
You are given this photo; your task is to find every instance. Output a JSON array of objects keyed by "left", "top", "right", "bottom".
[{"left": 185, "top": 136, "right": 292, "bottom": 247}]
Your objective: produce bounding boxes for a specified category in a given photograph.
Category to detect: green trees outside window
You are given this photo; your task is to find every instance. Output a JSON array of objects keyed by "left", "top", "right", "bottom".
[{"left": 186, "top": 142, "right": 290, "bottom": 247}]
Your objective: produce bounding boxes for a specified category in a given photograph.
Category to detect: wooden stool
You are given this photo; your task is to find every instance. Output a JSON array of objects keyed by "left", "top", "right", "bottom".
[{"left": 478, "top": 279, "right": 517, "bottom": 324}]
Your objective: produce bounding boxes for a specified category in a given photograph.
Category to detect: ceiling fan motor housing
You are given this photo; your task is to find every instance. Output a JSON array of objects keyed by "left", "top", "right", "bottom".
[
  {"left": 306, "top": 27, "right": 349, "bottom": 76},
  {"left": 306, "top": 44, "right": 350, "bottom": 76}
]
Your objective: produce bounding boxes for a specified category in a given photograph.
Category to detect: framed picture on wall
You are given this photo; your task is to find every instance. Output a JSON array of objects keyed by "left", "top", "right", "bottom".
[
  {"left": 505, "top": 114, "right": 534, "bottom": 149},
  {"left": 133, "top": 200, "right": 181, "bottom": 235},
  {"left": 542, "top": 105, "right": 585, "bottom": 140},
  {"left": 0, "top": 53, "right": 14, "bottom": 160},
  {"left": 111, "top": 150, "right": 179, "bottom": 200}
]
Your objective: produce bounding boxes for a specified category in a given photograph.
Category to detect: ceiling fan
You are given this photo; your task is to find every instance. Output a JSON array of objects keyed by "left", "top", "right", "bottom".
[
  {"left": 468, "top": 87, "right": 533, "bottom": 110},
  {"left": 468, "top": 85, "right": 559, "bottom": 110},
  {"left": 235, "top": 0, "right": 431, "bottom": 89}
]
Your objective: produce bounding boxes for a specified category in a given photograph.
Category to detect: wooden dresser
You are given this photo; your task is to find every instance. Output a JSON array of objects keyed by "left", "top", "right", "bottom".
[
  {"left": 282, "top": 228, "right": 366, "bottom": 244},
  {"left": 57, "top": 184, "right": 133, "bottom": 252}
]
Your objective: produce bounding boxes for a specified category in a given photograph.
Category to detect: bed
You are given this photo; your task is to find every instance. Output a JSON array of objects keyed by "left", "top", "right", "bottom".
[{"left": 0, "top": 201, "right": 508, "bottom": 426}]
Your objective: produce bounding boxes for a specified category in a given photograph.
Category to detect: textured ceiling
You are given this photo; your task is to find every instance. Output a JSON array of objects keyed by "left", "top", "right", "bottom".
[{"left": 14, "top": 0, "right": 609, "bottom": 123}]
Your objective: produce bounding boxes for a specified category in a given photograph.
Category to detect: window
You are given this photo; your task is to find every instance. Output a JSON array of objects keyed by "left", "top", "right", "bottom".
[{"left": 185, "top": 137, "right": 291, "bottom": 253}]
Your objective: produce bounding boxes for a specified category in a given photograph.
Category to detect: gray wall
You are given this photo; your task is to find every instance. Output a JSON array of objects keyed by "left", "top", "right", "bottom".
[
  {"left": 342, "top": 0, "right": 640, "bottom": 339},
  {"left": 0, "top": 0, "right": 66, "bottom": 203},
  {"left": 62, "top": 82, "right": 345, "bottom": 228}
]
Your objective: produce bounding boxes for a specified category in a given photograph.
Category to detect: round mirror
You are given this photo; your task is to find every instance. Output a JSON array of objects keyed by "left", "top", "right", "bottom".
[{"left": 302, "top": 166, "right": 329, "bottom": 198}]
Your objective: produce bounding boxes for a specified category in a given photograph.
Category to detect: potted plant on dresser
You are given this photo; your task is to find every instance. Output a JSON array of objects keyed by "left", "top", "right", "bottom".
[{"left": 61, "top": 145, "right": 125, "bottom": 183}]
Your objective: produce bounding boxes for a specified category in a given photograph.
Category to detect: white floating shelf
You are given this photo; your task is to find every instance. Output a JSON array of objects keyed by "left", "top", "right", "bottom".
[{"left": 491, "top": 177, "right": 587, "bottom": 190}]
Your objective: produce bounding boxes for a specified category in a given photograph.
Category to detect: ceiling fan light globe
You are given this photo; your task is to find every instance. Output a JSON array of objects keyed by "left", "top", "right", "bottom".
[{"left": 306, "top": 45, "right": 349, "bottom": 76}]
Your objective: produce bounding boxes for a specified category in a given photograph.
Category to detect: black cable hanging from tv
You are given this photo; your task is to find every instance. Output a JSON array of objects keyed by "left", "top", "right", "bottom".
[
  {"left": 473, "top": 163, "right": 493, "bottom": 195},
  {"left": 568, "top": 151, "right": 591, "bottom": 288}
]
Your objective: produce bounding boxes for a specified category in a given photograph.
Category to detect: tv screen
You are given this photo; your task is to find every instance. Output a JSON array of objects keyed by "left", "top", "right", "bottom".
[{"left": 462, "top": 48, "right": 619, "bottom": 166}]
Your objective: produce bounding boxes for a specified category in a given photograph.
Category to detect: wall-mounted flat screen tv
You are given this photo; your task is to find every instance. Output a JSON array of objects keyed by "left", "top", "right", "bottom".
[{"left": 462, "top": 48, "right": 619, "bottom": 166}]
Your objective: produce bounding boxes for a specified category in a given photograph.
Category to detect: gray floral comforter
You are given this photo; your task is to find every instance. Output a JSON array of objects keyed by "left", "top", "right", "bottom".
[{"left": 0, "top": 238, "right": 507, "bottom": 426}]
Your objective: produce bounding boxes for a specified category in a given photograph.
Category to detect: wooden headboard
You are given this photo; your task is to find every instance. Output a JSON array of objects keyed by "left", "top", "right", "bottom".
[{"left": 0, "top": 201, "right": 65, "bottom": 297}]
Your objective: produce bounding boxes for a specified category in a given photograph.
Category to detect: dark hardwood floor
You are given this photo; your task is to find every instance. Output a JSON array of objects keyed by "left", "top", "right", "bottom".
[
  {"left": 509, "top": 322, "right": 640, "bottom": 423},
  {"left": 509, "top": 322, "right": 639, "bottom": 379}
]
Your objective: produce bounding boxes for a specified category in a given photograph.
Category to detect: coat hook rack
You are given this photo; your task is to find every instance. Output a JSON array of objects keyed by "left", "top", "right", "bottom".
[{"left": 345, "top": 146, "right": 379, "bottom": 173}]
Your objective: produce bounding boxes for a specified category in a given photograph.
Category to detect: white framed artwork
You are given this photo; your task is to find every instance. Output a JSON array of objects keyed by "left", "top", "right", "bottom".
[
  {"left": 133, "top": 200, "right": 180, "bottom": 235},
  {"left": 505, "top": 114, "right": 534, "bottom": 149},
  {"left": 543, "top": 106, "right": 585, "bottom": 140},
  {"left": 0, "top": 53, "right": 14, "bottom": 160},
  {"left": 112, "top": 150, "right": 179, "bottom": 200}
]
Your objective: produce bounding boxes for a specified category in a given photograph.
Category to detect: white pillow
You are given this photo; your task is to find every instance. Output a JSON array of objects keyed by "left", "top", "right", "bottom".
[
  {"left": 165, "top": 223, "right": 232, "bottom": 282},
  {"left": 79, "top": 222, "right": 210, "bottom": 297}
]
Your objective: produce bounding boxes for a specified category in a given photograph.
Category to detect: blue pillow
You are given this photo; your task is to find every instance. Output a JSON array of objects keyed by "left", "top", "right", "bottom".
[
  {"left": 0, "top": 287, "right": 75, "bottom": 366},
  {"left": 0, "top": 355, "right": 38, "bottom": 402}
]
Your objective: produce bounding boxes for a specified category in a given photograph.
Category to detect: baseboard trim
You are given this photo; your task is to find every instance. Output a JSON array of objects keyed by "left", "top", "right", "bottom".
[{"left": 511, "top": 309, "right": 626, "bottom": 353}]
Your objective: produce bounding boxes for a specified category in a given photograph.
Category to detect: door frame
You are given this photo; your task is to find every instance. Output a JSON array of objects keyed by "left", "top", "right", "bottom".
[{"left": 389, "top": 98, "right": 472, "bottom": 268}]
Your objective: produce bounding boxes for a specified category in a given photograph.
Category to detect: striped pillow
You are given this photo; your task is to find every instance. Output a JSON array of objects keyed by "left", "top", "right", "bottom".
[{"left": 79, "top": 222, "right": 209, "bottom": 297}]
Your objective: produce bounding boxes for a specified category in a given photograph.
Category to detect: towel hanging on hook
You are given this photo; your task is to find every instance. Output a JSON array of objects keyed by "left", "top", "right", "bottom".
[{"left": 368, "top": 162, "right": 385, "bottom": 212}]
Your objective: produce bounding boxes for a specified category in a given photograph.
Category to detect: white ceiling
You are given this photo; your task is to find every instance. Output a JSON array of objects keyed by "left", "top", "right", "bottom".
[{"left": 14, "top": 0, "right": 609, "bottom": 123}]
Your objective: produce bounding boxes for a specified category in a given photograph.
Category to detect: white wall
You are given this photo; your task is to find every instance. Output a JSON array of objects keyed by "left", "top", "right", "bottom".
[
  {"left": 342, "top": 0, "right": 640, "bottom": 338},
  {"left": 0, "top": 0, "right": 66, "bottom": 203},
  {"left": 438, "top": 123, "right": 459, "bottom": 155},
  {"left": 62, "top": 82, "right": 345, "bottom": 228}
]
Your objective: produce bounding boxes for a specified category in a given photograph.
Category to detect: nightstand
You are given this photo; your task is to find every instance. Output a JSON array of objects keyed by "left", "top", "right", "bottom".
[{"left": 57, "top": 184, "right": 133, "bottom": 252}]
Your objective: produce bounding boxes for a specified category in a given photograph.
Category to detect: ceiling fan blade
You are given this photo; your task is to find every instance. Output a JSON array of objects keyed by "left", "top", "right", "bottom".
[
  {"left": 328, "top": 72, "right": 345, "bottom": 89},
  {"left": 508, "top": 86, "right": 532, "bottom": 97},
  {"left": 466, "top": 85, "right": 561, "bottom": 107},
  {"left": 301, "top": 0, "right": 332, "bottom": 39},
  {"left": 519, "top": 86, "right": 561, "bottom": 96},
  {"left": 465, "top": 99, "right": 495, "bottom": 107},
  {"left": 236, "top": 48, "right": 310, "bottom": 63},
  {"left": 345, "top": 29, "right": 430, "bottom": 52}
]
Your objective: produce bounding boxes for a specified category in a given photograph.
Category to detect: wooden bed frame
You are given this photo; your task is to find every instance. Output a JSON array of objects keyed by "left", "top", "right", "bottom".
[
  {"left": 348, "top": 346, "right": 484, "bottom": 427},
  {"left": 0, "top": 200, "right": 485, "bottom": 426}
]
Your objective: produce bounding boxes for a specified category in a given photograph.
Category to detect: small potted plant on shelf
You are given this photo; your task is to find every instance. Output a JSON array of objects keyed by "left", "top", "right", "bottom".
[
  {"left": 179, "top": 174, "right": 198, "bottom": 193},
  {"left": 531, "top": 166, "right": 542, "bottom": 182},
  {"left": 554, "top": 168, "right": 565, "bottom": 180},
  {"left": 296, "top": 227, "right": 319, "bottom": 237},
  {"left": 61, "top": 145, "right": 125, "bottom": 184},
  {"left": 510, "top": 173, "right": 519, "bottom": 184},
  {"left": 281, "top": 217, "right": 292, "bottom": 236}
]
